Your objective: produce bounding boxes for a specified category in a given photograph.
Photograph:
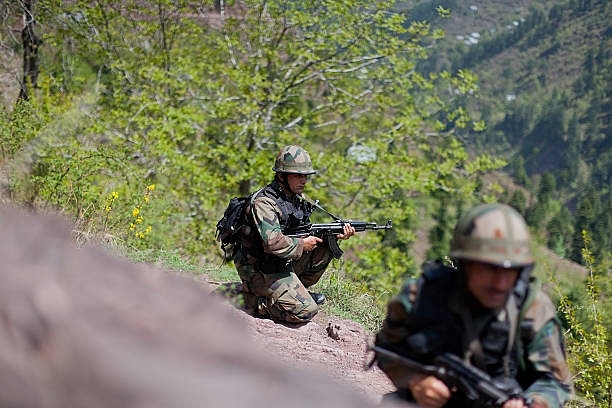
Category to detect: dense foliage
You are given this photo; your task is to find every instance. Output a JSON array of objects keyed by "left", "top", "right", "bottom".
[
  {"left": 1, "top": 0, "right": 501, "bottom": 297},
  {"left": 556, "top": 234, "right": 611, "bottom": 407}
]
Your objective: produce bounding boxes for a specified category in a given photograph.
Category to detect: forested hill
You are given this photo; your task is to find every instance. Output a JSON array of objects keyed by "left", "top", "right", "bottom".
[{"left": 405, "top": 0, "right": 611, "bottom": 265}]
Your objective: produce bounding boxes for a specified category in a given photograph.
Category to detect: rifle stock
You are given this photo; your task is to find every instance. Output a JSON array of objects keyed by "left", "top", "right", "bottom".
[
  {"left": 370, "top": 346, "right": 530, "bottom": 408},
  {"left": 287, "top": 220, "right": 392, "bottom": 259}
]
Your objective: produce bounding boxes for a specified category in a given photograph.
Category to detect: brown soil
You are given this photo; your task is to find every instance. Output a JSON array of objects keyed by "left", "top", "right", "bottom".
[
  {"left": 0, "top": 205, "right": 399, "bottom": 408},
  {"left": 200, "top": 277, "right": 396, "bottom": 405}
]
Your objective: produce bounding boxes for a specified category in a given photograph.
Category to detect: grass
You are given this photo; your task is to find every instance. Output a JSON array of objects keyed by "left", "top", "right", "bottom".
[
  {"left": 123, "top": 246, "right": 388, "bottom": 333},
  {"left": 310, "top": 268, "right": 387, "bottom": 333},
  {"left": 121, "top": 239, "right": 589, "bottom": 335}
]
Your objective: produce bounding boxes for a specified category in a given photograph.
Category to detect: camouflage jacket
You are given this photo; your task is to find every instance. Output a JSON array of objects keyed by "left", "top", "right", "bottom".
[
  {"left": 375, "top": 263, "right": 573, "bottom": 408},
  {"left": 237, "top": 180, "right": 313, "bottom": 273}
]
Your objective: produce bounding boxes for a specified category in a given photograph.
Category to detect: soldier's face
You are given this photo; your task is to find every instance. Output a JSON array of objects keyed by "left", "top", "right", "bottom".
[
  {"left": 464, "top": 261, "right": 520, "bottom": 309},
  {"left": 285, "top": 173, "right": 309, "bottom": 194}
]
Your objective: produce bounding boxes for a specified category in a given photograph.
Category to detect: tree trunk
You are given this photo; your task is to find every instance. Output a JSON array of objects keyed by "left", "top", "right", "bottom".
[{"left": 18, "top": 0, "right": 41, "bottom": 101}]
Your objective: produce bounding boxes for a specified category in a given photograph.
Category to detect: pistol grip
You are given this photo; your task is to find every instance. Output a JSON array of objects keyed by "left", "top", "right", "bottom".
[{"left": 326, "top": 236, "right": 344, "bottom": 259}]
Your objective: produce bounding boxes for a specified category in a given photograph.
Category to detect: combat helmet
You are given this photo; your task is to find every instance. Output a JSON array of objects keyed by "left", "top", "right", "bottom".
[
  {"left": 272, "top": 145, "right": 317, "bottom": 175},
  {"left": 450, "top": 203, "right": 534, "bottom": 268}
]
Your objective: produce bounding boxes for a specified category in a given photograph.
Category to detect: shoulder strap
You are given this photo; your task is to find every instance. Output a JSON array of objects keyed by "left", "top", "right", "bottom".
[
  {"left": 250, "top": 187, "right": 265, "bottom": 205},
  {"left": 515, "top": 276, "right": 544, "bottom": 370},
  {"left": 247, "top": 187, "right": 265, "bottom": 221},
  {"left": 519, "top": 276, "right": 541, "bottom": 325},
  {"left": 508, "top": 275, "right": 540, "bottom": 350}
]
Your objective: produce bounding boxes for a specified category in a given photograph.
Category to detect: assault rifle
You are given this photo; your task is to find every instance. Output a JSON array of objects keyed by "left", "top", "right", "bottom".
[
  {"left": 287, "top": 219, "right": 392, "bottom": 259},
  {"left": 369, "top": 346, "right": 532, "bottom": 408}
]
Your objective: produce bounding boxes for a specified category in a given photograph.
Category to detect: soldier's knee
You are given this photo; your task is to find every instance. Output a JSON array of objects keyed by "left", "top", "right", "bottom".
[
  {"left": 285, "top": 304, "right": 318, "bottom": 323},
  {"left": 296, "top": 300, "right": 319, "bottom": 322},
  {"left": 270, "top": 296, "right": 318, "bottom": 323}
]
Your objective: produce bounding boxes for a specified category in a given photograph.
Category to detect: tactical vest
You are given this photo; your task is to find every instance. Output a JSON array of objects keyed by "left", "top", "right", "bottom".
[
  {"left": 403, "top": 262, "right": 543, "bottom": 395},
  {"left": 238, "top": 180, "right": 313, "bottom": 273}
]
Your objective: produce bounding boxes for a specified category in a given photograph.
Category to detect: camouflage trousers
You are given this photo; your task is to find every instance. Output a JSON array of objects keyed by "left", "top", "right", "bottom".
[{"left": 234, "top": 246, "right": 333, "bottom": 323}]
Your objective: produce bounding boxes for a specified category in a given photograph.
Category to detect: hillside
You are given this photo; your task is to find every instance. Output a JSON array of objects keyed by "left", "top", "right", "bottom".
[
  {"left": 403, "top": 0, "right": 612, "bottom": 264},
  {"left": 202, "top": 277, "right": 396, "bottom": 404},
  {"left": 0, "top": 204, "right": 399, "bottom": 407},
  {"left": 411, "top": 0, "right": 610, "bottom": 161},
  {"left": 406, "top": 0, "right": 564, "bottom": 38}
]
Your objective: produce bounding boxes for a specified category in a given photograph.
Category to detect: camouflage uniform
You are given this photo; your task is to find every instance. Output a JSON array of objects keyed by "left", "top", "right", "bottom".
[
  {"left": 233, "top": 146, "right": 334, "bottom": 323},
  {"left": 375, "top": 204, "right": 573, "bottom": 408}
]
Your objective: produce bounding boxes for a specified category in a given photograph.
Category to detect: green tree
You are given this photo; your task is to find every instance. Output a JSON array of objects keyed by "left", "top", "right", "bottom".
[
  {"left": 507, "top": 189, "right": 527, "bottom": 214},
  {"left": 556, "top": 233, "right": 612, "bottom": 407},
  {"left": 546, "top": 206, "right": 573, "bottom": 257},
  {"left": 8, "top": 0, "right": 504, "bottom": 298},
  {"left": 510, "top": 156, "right": 530, "bottom": 188},
  {"left": 538, "top": 172, "right": 556, "bottom": 204},
  {"left": 426, "top": 194, "right": 453, "bottom": 261},
  {"left": 526, "top": 201, "right": 547, "bottom": 235},
  {"left": 571, "top": 188, "right": 598, "bottom": 264}
]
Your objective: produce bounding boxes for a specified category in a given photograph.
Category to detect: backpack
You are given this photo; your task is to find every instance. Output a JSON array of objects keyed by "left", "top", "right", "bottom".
[
  {"left": 215, "top": 196, "right": 249, "bottom": 257},
  {"left": 215, "top": 188, "right": 262, "bottom": 259}
]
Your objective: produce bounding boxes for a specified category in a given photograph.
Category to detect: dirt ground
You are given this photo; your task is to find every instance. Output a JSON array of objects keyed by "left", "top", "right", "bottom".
[
  {"left": 200, "top": 277, "right": 396, "bottom": 405},
  {"left": 0, "top": 151, "right": 396, "bottom": 404}
]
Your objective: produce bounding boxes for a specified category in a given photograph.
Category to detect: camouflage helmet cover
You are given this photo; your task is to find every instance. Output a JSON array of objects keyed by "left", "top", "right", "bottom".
[
  {"left": 450, "top": 203, "right": 534, "bottom": 268},
  {"left": 272, "top": 145, "right": 317, "bottom": 175}
]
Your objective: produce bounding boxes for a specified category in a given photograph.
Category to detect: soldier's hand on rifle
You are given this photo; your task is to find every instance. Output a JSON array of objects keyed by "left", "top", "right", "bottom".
[
  {"left": 302, "top": 235, "right": 323, "bottom": 252},
  {"left": 408, "top": 374, "right": 451, "bottom": 408},
  {"left": 336, "top": 223, "right": 355, "bottom": 240}
]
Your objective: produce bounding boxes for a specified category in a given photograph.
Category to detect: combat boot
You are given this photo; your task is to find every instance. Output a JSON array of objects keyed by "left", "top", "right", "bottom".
[
  {"left": 241, "top": 292, "right": 259, "bottom": 315},
  {"left": 308, "top": 291, "right": 326, "bottom": 305},
  {"left": 257, "top": 297, "right": 270, "bottom": 317}
]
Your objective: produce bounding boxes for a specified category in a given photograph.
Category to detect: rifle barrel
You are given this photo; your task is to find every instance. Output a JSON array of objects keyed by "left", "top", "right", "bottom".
[{"left": 286, "top": 220, "right": 392, "bottom": 237}]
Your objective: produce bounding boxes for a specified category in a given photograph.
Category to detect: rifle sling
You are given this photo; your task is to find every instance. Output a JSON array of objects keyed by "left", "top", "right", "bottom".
[{"left": 505, "top": 295, "right": 519, "bottom": 379}]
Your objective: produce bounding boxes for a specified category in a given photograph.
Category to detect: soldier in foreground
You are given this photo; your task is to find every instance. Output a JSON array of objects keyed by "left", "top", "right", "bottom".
[
  {"left": 233, "top": 145, "right": 355, "bottom": 323},
  {"left": 374, "top": 203, "right": 573, "bottom": 408}
]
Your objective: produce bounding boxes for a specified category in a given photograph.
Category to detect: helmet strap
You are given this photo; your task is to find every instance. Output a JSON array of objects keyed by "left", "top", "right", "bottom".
[{"left": 276, "top": 173, "right": 294, "bottom": 197}]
